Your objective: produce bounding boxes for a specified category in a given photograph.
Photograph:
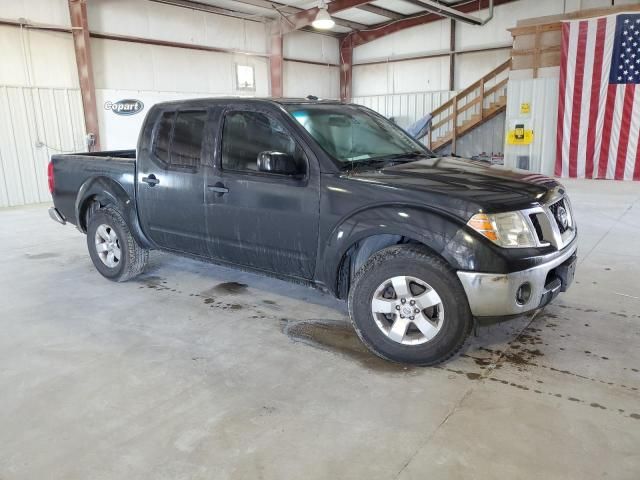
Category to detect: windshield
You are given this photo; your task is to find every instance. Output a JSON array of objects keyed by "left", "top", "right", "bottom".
[{"left": 286, "top": 104, "right": 434, "bottom": 168}]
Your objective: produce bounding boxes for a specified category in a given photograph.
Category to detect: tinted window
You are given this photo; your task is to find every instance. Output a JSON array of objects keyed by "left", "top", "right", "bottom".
[
  {"left": 171, "top": 111, "right": 207, "bottom": 168},
  {"left": 221, "top": 111, "right": 305, "bottom": 175},
  {"left": 153, "top": 111, "right": 174, "bottom": 164}
]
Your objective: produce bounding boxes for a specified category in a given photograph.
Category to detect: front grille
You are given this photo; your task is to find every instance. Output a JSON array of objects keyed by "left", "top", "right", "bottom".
[
  {"left": 529, "top": 214, "right": 544, "bottom": 242},
  {"left": 548, "top": 198, "right": 569, "bottom": 234}
]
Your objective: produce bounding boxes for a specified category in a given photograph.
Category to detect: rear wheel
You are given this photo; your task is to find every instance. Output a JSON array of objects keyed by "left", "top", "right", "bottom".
[
  {"left": 348, "top": 245, "right": 472, "bottom": 365},
  {"left": 86, "top": 207, "right": 148, "bottom": 282}
]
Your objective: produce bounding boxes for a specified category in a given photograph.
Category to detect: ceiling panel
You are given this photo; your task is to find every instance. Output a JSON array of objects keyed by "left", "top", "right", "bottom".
[
  {"left": 186, "top": 0, "right": 277, "bottom": 18},
  {"left": 369, "top": 0, "right": 428, "bottom": 15},
  {"left": 331, "top": 8, "right": 391, "bottom": 25}
]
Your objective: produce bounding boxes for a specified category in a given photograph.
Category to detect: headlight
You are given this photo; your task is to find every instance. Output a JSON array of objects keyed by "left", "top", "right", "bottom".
[{"left": 467, "top": 212, "right": 537, "bottom": 248}]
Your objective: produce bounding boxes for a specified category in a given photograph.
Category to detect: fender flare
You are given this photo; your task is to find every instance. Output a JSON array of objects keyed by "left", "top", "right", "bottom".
[
  {"left": 75, "top": 176, "right": 153, "bottom": 249},
  {"left": 318, "top": 204, "right": 506, "bottom": 297}
]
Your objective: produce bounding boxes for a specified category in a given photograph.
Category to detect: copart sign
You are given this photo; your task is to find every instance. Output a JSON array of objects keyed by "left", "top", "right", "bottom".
[{"left": 104, "top": 99, "right": 144, "bottom": 116}]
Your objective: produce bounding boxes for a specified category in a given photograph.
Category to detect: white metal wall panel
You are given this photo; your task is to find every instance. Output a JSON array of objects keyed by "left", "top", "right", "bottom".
[
  {"left": 353, "top": 19, "right": 450, "bottom": 64},
  {"left": 283, "top": 31, "right": 340, "bottom": 65},
  {"left": 353, "top": 90, "right": 454, "bottom": 129},
  {"left": 0, "top": 27, "right": 79, "bottom": 88},
  {"left": 0, "top": 0, "right": 70, "bottom": 27},
  {"left": 353, "top": 56, "right": 450, "bottom": 97},
  {"left": 455, "top": 49, "right": 511, "bottom": 90},
  {"left": 87, "top": 0, "right": 268, "bottom": 54},
  {"left": 283, "top": 62, "right": 340, "bottom": 100},
  {"left": 503, "top": 77, "right": 559, "bottom": 175},
  {"left": 0, "top": 86, "right": 86, "bottom": 207},
  {"left": 456, "top": 0, "right": 576, "bottom": 51},
  {"left": 91, "top": 38, "right": 270, "bottom": 95}
]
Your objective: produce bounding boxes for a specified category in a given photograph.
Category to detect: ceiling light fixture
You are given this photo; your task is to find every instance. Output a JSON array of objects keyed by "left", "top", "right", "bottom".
[{"left": 312, "top": 1, "right": 335, "bottom": 30}]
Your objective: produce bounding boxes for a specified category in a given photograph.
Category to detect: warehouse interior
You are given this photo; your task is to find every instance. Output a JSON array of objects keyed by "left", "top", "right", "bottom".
[{"left": 1, "top": 0, "right": 640, "bottom": 479}]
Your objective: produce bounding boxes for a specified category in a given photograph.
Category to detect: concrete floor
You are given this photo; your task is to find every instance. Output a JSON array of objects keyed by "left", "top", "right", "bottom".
[{"left": 1, "top": 179, "right": 639, "bottom": 480}]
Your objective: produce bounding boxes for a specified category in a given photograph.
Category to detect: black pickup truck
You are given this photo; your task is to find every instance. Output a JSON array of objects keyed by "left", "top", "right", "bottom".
[{"left": 48, "top": 98, "right": 578, "bottom": 365}]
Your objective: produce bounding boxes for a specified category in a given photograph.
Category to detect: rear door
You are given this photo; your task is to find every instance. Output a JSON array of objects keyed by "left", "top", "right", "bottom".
[
  {"left": 204, "top": 106, "right": 320, "bottom": 279},
  {"left": 137, "top": 107, "right": 210, "bottom": 256}
]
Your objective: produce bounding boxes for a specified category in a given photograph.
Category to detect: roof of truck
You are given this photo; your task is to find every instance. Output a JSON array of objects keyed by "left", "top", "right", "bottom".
[{"left": 152, "top": 97, "right": 346, "bottom": 108}]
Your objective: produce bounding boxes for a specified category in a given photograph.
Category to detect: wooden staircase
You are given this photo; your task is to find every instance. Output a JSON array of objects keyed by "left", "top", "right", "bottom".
[{"left": 428, "top": 59, "right": 511, "bottom": 153}]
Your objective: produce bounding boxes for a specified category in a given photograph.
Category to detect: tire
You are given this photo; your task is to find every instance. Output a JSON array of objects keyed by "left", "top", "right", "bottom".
[
  {"left": 86, "top": 206, "right": 148, "bottom": 282},
  {"left": 348, "top": 244, "right": 472, "bottom": 366}
]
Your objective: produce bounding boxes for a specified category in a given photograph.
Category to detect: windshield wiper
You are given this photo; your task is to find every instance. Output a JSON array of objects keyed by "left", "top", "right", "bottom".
[
  {"left": 343, "top": 151, "right": 433, "bottom": 173},
  {"left": 343, "top": 158, "right": 388, "bottom": 172},
  {"left": 377, "top": 151, "right": 433, "bottom": 161}
]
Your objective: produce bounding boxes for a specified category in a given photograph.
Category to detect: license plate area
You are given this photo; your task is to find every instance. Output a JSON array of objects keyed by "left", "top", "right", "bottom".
[{"left": 555, "top": 254, "right": 577, "bottom": 292}]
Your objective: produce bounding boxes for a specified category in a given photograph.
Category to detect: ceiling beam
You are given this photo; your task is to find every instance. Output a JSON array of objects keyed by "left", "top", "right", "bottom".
[
  {"left": 357, "top": 4, "right": 405, "bottom": 20},
  {"left": 404, "top": 0, "right": 491, "bottom": 25},
  {"left": 281, "top": 0, "right": 372, "bottom": 31},
  {"left": 227, "top": 0, "right": 366, "bottom": 31},
  {"left": 350, "top": 0, "right": 519, "bottom": 46},
  {"left": 229, "top": 0, "right": 299, "bottom": 15},
  {"left": 148, "top": 0, "right": 266, "bottom": 22}
]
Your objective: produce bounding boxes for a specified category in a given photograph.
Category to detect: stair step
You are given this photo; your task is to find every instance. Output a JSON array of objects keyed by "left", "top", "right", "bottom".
[{"left": 427, "top": 58, "right": 511, "bottom": 149}]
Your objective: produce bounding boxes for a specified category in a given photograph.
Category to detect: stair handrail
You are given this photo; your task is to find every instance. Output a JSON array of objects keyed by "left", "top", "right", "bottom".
[{"left": 428, "top": 58, "right": 511, "bottom": 153}]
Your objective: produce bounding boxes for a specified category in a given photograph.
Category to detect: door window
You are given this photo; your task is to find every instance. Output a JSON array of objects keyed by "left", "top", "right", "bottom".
[
  {"left": 221, "top": 111, "right": 306, "bottom": 175},
  {"left": 152, "top": 110, "right": 207, "bottom": 169}
]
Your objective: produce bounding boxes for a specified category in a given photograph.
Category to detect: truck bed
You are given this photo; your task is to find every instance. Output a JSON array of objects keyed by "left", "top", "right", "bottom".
[{"left": 50, "top": 150, "right": 137, "bottom": 227}]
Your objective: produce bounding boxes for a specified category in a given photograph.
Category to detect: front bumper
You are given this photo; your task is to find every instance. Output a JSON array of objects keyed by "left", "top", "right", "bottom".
[{"left": 457, "top": 242, "right": 577, "bottom": 318}]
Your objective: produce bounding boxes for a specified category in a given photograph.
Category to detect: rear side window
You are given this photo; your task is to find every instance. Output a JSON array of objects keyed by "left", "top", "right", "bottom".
[
  {"left": 153, "top": 112, "right": 174, "bottom": 164},
  {"left": 172, "top": 111, "right": 207, "bottom": 168},
  {"left": 152, "top": 110, "right": 207, "bottom": 169}
]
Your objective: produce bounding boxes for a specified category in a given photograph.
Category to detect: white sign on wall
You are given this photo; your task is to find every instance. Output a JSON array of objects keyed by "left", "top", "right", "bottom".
[{"left": 96, "top": 90, "right": 225, "bottom": 150}]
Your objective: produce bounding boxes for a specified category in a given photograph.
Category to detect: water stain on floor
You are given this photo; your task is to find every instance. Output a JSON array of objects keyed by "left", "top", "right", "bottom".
[
  {"left": 209, "top": 282, "right": 249, "bottom": 295},
  {"left": 137, "top": 275, "right": 170, "bottom": 290},
  {"left": 25, "top": 252, "right": 59, "bottom": 260},
  {"left": 283, "top": 319, "right": 415, "bottom": 374}
]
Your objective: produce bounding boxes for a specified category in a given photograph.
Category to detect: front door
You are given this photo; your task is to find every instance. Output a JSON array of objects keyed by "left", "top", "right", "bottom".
[
  {"left": 204, "top": 107, "right": 320, "bottom": 279},
  {"left": 137, "top": 108, "right": 209, "bottom": 256}
]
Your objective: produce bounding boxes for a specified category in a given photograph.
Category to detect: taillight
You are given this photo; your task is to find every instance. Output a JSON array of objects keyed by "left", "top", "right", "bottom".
[{"left": 48, "top": 161, "right": 54, "bottom": 193}]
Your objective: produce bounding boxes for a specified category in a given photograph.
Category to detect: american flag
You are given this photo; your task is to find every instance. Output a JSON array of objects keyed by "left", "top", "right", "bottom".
[{"left": 556, "top": 13, "right": 640, "bottom": 180}]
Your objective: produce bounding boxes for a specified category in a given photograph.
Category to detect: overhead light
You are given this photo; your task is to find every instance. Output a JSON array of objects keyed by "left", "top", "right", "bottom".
[{"left": 312, "top": 2, "right": 335, "bottom": 30}]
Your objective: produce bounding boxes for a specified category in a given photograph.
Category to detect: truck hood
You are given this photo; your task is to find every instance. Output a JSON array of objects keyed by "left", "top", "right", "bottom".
[{"left": 340, "top": 156, "right": 560, "bottom": 216}]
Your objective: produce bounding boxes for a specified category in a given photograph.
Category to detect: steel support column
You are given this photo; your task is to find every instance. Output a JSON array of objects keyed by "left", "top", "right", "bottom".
[
  {"left": 340, "top": 36, "right": 353, "bottom": 103},
  {"left": 270, "top": 33, "right": 284, "bottom": 98},
  {"left": 68, "top": 0, "right": 100, "bottom": 151},
  {"left": 449, "top": 19, "right": 456, "bottom": 91}
]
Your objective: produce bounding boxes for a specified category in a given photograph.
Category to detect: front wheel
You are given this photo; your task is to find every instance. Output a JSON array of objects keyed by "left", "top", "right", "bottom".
[
  {"left": 348, "top": 245, "right": 473, "bottom": 366},
  {"left": 86, "top": 207, "right": 148, "bottom": 282}
]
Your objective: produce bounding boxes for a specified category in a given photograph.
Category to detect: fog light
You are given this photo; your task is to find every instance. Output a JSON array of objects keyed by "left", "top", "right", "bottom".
[{"left": 516, "top": 283, "right": 532, "bottom": 305}]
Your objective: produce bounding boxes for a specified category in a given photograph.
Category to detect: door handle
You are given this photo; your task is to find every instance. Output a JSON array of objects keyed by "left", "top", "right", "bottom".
[
  {"left": 142, "top": 174, "right": 160, "bottom": 186},
  {"left": 207, "top": 183, "right": 229, "bottom": 194}
]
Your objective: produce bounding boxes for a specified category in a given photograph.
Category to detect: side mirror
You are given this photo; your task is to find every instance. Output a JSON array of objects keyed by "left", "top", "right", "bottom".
[{"left": 257, "top": 151, "right": 299, "bottom": 175}]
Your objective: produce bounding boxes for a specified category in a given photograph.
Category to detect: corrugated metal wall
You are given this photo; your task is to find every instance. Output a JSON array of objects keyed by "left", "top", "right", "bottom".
[
  {"left": 437, "top": 112, "right": 506, "bottom": 158},
  {"left": 353, "top": 90, "right": 506, "bottom": 157},
  {"left": 353, "top": 91, "right": 454, "bottom": 129},
  {"left": 503, "top": 76, "right": 559, "bottom": 175},
  {"left": 0, "top": 86, "right": 86, "bottom": 207}
]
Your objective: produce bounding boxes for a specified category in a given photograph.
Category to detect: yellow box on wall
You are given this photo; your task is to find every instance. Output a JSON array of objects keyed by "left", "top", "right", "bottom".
[{"left": 507, "top": 127, "right": 533, "bottom": 145}]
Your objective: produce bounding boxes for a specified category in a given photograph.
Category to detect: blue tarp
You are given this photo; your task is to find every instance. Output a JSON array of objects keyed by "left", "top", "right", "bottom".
[{"left": 405, "top": 113, "right": 433, "bottom": 140}]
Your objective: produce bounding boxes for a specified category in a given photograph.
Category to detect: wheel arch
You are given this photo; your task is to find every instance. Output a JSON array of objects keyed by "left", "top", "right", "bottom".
[
  {"left": 334, "top": 233, "right": 450, "bottom": 299},
  {"left": 321, "top": 205, "right": 473, "bottom": 299},
  {"left": 75, "top": 176, "right": 153, "bottom": 248}
]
